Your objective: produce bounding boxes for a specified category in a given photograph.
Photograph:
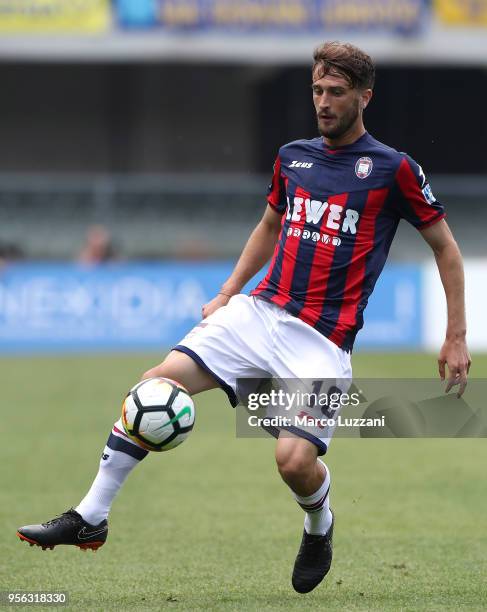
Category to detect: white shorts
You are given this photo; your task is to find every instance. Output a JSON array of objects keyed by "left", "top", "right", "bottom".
[{"left": 173, "top": 294, "right": 352, "bottom": 454}]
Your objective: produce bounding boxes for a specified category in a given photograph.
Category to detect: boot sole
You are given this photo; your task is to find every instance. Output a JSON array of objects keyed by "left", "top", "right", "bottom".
[{"left": 16, "top": 531, "right": 104, "bottom": 551}]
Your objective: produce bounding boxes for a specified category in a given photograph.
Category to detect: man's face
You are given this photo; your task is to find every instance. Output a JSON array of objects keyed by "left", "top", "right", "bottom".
[{"left": 312, "top": 69, "right": 369, "bottom": 140}]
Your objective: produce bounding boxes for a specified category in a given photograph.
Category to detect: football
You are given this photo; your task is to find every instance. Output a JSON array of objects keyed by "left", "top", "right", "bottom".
[{"left": 121, "top": 377, "right": 195, "bottom": 452}]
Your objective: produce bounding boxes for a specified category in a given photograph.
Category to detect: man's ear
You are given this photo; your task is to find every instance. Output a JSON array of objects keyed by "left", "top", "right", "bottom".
[{"left": 361, "top": 88, "right": 373, "bottom": 110}]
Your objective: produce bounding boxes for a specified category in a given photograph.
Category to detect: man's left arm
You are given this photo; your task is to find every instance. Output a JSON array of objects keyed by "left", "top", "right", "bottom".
[{"left": 420, "top": 219, "right": 471, "bottom": 397}]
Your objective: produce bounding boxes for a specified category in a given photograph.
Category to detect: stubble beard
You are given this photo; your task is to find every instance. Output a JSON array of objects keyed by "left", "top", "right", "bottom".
[{"left": 317, "top": 99, "right": 360, "bottom": 140}]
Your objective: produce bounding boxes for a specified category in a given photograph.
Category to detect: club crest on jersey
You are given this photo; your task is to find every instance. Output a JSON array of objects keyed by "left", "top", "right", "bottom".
[{"left": 355, "top": 157, "right": 373, "bottom": 179}]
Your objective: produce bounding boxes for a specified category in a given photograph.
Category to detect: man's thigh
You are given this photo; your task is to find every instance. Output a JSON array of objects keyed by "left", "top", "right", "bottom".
[
  {"left": 142, "top": 350, "right": 218, "bottom": 396},
  {"left": 265, "top": 312, "right": 353, "bottom": 455}
]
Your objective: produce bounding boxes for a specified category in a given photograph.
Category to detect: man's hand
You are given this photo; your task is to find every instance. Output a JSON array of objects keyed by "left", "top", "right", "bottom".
[
  {"left": 202, "top": 293, "right": 232, "bottom": 319},
  {"left": 438, "top": 337, "right": 471, "bottom": 398},
  {"left": 420, "top": 221, "right": 470, "bottom": 398}
]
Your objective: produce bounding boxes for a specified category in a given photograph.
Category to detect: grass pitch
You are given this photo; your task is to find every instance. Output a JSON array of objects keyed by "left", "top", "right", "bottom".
[{"left": 1, "top": 353, "right": 487, "bottom": 611}]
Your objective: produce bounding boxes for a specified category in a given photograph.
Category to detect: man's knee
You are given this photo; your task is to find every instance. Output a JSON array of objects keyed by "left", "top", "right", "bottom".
[
  {"left": 275, "top": 437, "right": 318, "bottom": 483},
  {"left": 139, "top": 350, "right": 218, "bottom": 396},
  {"left": 141, "top": 352, "right": 181, "bottom": 382},
  {"left": 276, "top": 453, "right": 311, "bottom": 483},
  {"left": 141, "top": 365, "right": 163, "bottom": 381}
]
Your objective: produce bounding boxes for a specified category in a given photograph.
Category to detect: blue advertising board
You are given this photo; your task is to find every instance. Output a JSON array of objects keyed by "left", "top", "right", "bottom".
[
  {"left": 355, "top": 263, "right": 422, "bottom": 350},
  {"left": 0, "top": 262, "right": 421, "bottom": 353},
  {"left": 115, "top": 0, "right": 426, "bottom": 34},
  {"left": 0, "top": 262, "right": 256, "bottom": 353}
]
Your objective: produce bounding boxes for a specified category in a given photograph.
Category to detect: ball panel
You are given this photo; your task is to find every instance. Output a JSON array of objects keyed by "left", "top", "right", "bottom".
[
  {"left": 171, "top": 392, "right": 196, "bottom": 429},
  {"left": 121, "top": 395, "right": 139, "bottom": 435},
  {"left": 139, "top": 411, "right": 175, "bottom": 445},
  {"left": 136, "top": 379, "right": 174, "bottom": 407},
  {"left": 158, "top": 431, "right": 190, "bottom": 451},
  {"left": 126, "top": 380, "right": 147, "bottom": 395}
]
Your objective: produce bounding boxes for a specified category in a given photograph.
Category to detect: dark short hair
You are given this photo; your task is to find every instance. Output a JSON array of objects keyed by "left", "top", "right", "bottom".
[{"left": 313, "top": 41, "right": 375, "bottom": 90}]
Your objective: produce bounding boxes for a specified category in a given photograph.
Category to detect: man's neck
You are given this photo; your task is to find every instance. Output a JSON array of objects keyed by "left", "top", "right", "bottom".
[{"left": 324, "top": 125, "right": 366, "bottom": 148}]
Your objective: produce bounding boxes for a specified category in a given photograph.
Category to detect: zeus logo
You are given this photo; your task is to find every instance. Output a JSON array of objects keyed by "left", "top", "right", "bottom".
[
  {"left": 286, "top": 197, "right": 360, "bottom": 234},
  {"left": 289, "top": 160, "right": 313, "bottom": 168}
]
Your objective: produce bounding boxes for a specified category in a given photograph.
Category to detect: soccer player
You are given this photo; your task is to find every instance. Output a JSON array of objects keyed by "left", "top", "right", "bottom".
[{"left": 17, "top": 42, "right": 471, "bottom": 593}]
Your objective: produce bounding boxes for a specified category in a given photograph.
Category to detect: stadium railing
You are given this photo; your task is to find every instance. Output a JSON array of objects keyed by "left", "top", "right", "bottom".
[{"left": 0, "top": 173, "right": 485, "bottom": 260}]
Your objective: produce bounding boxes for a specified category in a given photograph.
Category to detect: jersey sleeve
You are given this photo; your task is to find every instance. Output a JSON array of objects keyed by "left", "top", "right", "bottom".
[
  {"left": 393, "top": 155, "right": 445, "bottom": 230},
  {"left": 267, "top": 155, "right": 288, "bottom": 215}
]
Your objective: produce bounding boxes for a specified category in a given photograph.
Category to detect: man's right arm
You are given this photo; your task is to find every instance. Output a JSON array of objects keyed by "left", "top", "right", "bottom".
[{"left": 202, "top": 204, "right": 283, "bottom": 318}]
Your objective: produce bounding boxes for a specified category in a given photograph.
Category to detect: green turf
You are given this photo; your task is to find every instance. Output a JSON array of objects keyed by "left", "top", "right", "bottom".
[{"left": 1, "top": 353, "right": 486, "bottom": 611}]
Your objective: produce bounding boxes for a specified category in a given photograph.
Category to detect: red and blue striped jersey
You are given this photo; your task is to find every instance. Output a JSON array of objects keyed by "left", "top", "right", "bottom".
[{"left": 251, "top": 132, "right": 445, "bottom": 351}]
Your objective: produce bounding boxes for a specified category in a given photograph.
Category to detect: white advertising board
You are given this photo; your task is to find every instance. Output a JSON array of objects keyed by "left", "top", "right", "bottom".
[{"left": 423, "top": 259, "right": 487, "bottom": 351}]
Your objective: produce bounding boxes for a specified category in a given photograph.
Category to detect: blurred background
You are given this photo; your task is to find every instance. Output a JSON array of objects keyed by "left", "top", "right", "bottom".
[{"left": 0, "top": 0, "right": 486, "bottom": 354}]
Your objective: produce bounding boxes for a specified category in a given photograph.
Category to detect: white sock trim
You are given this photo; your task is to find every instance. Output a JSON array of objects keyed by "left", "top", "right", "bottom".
[
  {"left": 293, "top": 460, "right": 332, "bottom": 535},
  {"left": 293, "top": 459, "right": 330, "bottom": 511}
]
